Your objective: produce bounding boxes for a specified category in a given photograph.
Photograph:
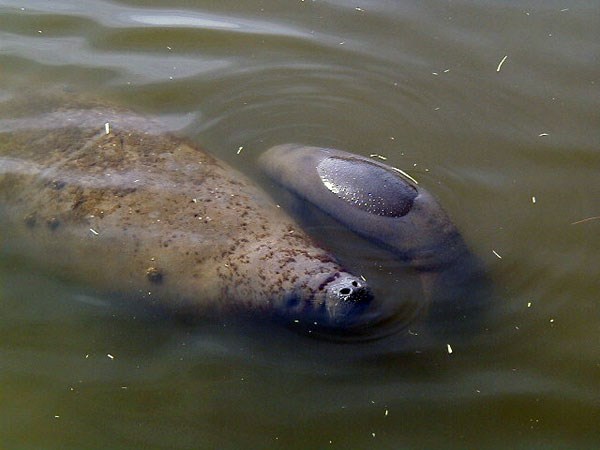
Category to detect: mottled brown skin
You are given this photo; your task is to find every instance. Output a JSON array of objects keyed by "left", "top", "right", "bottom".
[{"left": 0, "top": 96, "right": 373, "bottom": 329}]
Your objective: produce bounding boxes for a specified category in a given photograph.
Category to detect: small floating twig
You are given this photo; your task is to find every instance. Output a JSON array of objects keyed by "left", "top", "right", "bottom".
[
  {"left": 496, "top": 55, "right": 508, "bottom": 72},
  {"left": 390, "top": 166, "right": 419, "bottom": 185},
  {"left": 571, "top": 216, "right": 600, "bottom": 225}
]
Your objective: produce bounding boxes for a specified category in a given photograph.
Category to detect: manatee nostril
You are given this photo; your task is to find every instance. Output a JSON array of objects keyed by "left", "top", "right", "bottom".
[{"left": 339, "top": 287, "right": 352, "bottom": 296}]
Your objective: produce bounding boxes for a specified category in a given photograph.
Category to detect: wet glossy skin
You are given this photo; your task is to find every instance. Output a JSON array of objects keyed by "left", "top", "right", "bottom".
[
  {"left": 259, "top": 144, "right": 470, "bottom": 271},
  {"left": 0, "top": 97, "right": 374, "bottom": 331}
]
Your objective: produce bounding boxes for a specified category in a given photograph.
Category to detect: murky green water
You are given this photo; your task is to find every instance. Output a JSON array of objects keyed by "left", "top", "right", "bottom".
[{"left": 1, "top": 0, "right": 599, "bottom": 449}]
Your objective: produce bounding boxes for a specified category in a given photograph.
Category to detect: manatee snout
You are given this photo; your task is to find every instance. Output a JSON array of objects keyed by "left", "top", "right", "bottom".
[
  {"left": 324, "top": 274, "right": 372, "bottom": 324},
  {"left": 282, "top": 272, "right": 374, "bottom": 329}
]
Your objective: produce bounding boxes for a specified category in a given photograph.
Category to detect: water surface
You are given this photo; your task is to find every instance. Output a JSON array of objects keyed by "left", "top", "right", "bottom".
[{"left": 1, "top": 0, "right": 599, "bottom": 449}]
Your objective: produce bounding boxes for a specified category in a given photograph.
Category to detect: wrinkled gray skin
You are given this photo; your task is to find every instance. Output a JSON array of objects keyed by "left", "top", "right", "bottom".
[
  {"left": 259, "top": 144, "right": 486, "bottom": 320},
  {"left": 0, "top": 96, "right": 374, "bottom": 331}
]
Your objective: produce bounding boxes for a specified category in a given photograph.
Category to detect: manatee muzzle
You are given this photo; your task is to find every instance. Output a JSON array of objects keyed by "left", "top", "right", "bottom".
[{"left": 323, "top": 274, "right": 373, "bottom": 326}]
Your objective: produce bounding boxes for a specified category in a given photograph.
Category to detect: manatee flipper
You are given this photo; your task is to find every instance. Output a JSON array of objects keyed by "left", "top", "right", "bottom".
[{"left": 259, "top": 144, "right": 487, "bottom": 324}]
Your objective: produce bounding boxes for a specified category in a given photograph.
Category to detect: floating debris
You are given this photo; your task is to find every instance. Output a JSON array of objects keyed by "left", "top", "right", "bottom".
[
  {"left": 492, "top": 250, "right": 502, "bottom": 259},
  {"left": 571, "top": 216, "right": 600, "bottom": 225},
  {"left": 107, "top": 353, "right": 114, "bottom": 360},
  {"left": 447, "top": 344, "right": 453, "bottom": 354},
  {"left": 237, "top": 146, "right": 244, "bottom": 155},
  {"left": 538, "top": 133, "right": 549, "bottom": 137},
  {"left": 390, "top": 166, "right": 419, "bottom": 185},
  {"left": 531, "top": 196, "right": 536, "bottom": 204},
  {"left": 496, "top": 55, "right": 508, "bottom": 72},
  {"left": 105, "top": 122, "right": 110, "bottom": 134},
  {"left": 369, "top": 153, "right": 387, "bottom": 160},
  {"left": 89, "top": 228, "right": 99, "bottom": 236}
]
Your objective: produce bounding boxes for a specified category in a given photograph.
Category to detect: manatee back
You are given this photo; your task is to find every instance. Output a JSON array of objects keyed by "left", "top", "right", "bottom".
[{"left": 259, "top": 144, "right": 468, "bottom": 270}]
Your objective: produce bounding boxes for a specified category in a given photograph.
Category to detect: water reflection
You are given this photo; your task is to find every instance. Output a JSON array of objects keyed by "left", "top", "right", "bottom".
[{"left": 1, "top": 0, "right": 599, "bottom": 448}]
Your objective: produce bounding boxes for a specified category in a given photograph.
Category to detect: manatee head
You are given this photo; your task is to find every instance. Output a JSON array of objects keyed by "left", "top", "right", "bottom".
[{"left": 279, "top": 270, "right": 377, "bottom": 332}]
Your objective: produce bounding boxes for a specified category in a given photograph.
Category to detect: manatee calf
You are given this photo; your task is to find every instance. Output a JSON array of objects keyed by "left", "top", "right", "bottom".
[
  {"left": 0, "top": 97, "right": 374, "bottom": 331},
  {"left": 259, "top": 144, "right": 487, "bottom": 321}
]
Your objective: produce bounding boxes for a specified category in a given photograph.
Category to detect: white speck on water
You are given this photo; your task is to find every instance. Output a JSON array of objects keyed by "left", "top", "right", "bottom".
[
  {"left": 497, "top": 55, "right": 508, "bottom": 72},
  {"left": 539, "top": 133, "right": 549, "bottom": 137},
  {"left": 89, "top": 228, "right": 99, "bottom": 236},
  {"left": 492, "top": 250, "right": 503, "bottom": 259},
  {"left": 372, "top": 432, "right": 376, "bottom": 438},
  {"left": 385, "top": 409, "right": 389, "bottom": 416},
  {"left": 107, "top": 353, "right": 114, "bottom": 360},
  {"left": 355, "top": 7, "right": 364, "bottom": 12},
  {"left": 532, "top": 196, "right": 536, "bottom": 203},
  {"left": 447, "top": 344, "right": 453, "bottom": 354},
  {"left": 237, "top": 146, "right": 244, "bottom": 154},
  {"left": 54, "top": 415, "right": 60, "bottom": 419},
  {"left": 105, "top": 122, "right": 110, "bottom": 134},
  {"left": 527, "top": 302, "right": 532, "bottom": 308}
]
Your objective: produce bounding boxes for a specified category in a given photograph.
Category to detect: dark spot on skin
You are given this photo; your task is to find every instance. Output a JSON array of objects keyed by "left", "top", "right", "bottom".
[
  {"left": 46, "top": 217, "right": 60, "bottom": 230},
  {"left": 49, "top": 180, "right": 66, "bottom": 190},
  {"left": 318, "top": 272, "right": 340, "bottom": 291},
  {"left": 24, "top": 213, "right": 37, "bottom": 228},
  {"left": 146, "top": 267, "right": 164, "bottom": 283}
]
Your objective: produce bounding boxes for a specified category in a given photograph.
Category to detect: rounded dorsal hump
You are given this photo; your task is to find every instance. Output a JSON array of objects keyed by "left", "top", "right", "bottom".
[{"left": 316, "top": 156, "right": 418, "bottom": 217}]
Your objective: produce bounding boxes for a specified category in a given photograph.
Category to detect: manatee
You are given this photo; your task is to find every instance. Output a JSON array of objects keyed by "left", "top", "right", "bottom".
[
  {"left": 259, "top": 144, "right": 487, "bottom": 320},
  {"left": 0, "top": 96, "right": 375, "bottom": 331}
]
